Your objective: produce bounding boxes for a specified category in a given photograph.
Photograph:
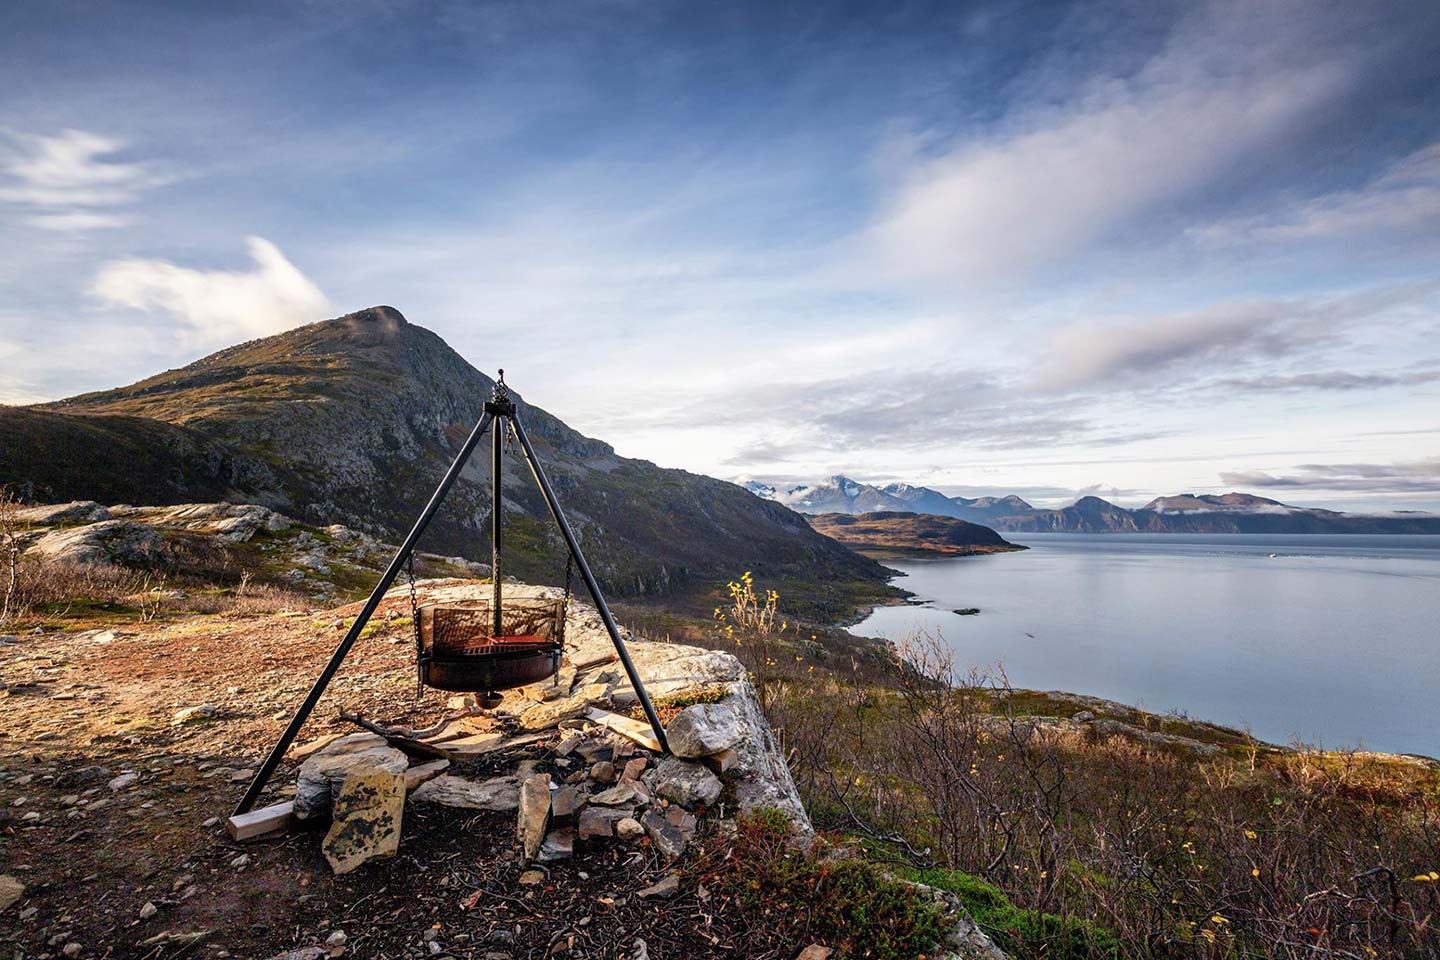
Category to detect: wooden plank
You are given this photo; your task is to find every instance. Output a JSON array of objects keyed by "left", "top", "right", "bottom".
[
  {"left": 225, "top": 800, "right": 294, "bottom": 841},
  {"left": 703, "top": 748, "right": 739, "bottom": 774},
  {"left": 584, "top": 707, "right": 662, "bottom": 753}
]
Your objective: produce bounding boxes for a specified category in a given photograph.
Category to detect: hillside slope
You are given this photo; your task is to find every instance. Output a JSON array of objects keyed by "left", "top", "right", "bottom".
[
  {"left": 808, "top": 511, "right": 1026, "bottom": 556},
  {"left": 4, "top": 306, "right": 890, "bottom": 604}
]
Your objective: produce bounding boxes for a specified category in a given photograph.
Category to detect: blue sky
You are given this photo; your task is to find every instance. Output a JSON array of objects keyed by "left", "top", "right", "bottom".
[{"left": 2, "top": 0, "right": 1438, "bottom": 511}]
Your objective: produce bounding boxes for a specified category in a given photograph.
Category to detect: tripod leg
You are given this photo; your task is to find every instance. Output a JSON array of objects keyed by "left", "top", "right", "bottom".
[
  {"left": 509, "top": 413, "right": 670, "bottom": 753},
  {"left": 232, "top": 411, "right": 496, "bottom": 816}
]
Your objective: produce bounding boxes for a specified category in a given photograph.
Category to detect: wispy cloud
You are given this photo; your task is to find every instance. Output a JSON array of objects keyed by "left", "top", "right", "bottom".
[
  {"left": 1030, "top": 282, "right": 1439, "bottom": 391},
  {"left": 866, "top": 3, "right": 1350, "bottom": 290},
  {"left": 1193, "top": 141, "right": 1440, "bottom": 246},
  {"left": 1221, "top": 458, "right": 1440, "bottom": 495},
  {"left": 0, "top": 129, "right": 171, "bottom": 231},
  {"left": 90, "top": 237, "right": 331, "bottom": 347},
  {"left": 1212, "top": 369, "right": 1440, "bottom": 392}
]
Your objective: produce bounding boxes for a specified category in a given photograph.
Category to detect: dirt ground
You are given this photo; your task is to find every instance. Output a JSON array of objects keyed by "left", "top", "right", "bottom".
[{"left": 0, "top": 601, "right": 748, "bottom": 960}]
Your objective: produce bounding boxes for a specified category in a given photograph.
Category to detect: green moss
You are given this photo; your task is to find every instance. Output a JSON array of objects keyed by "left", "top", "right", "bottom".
[{"left": 905, "top": 867, "right": 1120, "bottom": 960}]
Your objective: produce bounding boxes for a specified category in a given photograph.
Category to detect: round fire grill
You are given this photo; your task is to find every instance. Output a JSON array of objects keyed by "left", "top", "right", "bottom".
[{"left": 416, "top": 597, "right": 565, "bottom": 693}]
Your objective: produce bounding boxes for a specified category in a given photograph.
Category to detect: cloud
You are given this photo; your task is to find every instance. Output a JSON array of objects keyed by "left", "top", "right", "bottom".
[
  {"left": 1221, "top": 458, "right": 1440, "bottom": 495},
  {"left": 1212, "top": 369, "right": 1440, "bottom": 392},
  {"left": 867, "top": 3, "right": 1349, "bottom": 289},
  {"left": 1030, "top": 282, "right": 1439, "bottom": 391},
  {"left": 1193, "top": 141, "right": 1440, "bottom": 246},
  {"left": 91, "top": 237, "right": 331, "bottom": 346},
  {"left": 0, "top": 129, "right": 170, "bottom": 231}
]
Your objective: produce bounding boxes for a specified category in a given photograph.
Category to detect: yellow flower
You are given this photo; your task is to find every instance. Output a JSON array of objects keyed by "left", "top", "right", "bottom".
[
  {"left": 1251, "top": 868, "right": 1260, "bottom": 878},
  {"left": 1243, "top": 829, "right": 1257, "bottom": 840},
  {"left": 1413, "top": 871, "right": 1440, "bottom": 882}
]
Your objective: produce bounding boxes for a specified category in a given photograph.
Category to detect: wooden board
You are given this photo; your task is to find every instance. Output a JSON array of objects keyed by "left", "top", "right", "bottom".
[
  {"left": 225, "top": 800, "right": 294, "bottom": 841},
  {"left": 584, "top": 707, "right": 663, "bottom": 753}
]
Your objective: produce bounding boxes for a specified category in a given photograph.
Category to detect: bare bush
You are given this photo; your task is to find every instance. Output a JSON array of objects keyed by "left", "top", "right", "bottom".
[{"left": 770, "top": 626, "right": 1440, "bottom": 959}]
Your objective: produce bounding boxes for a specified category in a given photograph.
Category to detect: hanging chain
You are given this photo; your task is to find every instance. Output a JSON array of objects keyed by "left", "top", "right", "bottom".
[{"left": 407, "top": 553, "right": 423, "bottom": 700}]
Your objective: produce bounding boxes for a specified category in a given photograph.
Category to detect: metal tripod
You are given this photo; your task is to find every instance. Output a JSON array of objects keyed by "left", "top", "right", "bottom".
[{"left": 232, "top": 371, "right": 670, "bottom": 817}]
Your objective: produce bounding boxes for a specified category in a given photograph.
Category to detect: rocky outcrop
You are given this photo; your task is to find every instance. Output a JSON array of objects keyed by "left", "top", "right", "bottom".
[{"left": 29, "top": 520, "right": 165, "bottom": 565}]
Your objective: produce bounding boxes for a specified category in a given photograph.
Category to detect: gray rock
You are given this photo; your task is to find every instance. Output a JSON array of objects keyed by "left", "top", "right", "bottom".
[
  {"left": 636, "top": 872, "right": 680, "bottom": 899},
  {"left": 664, "top": 703, "right": 741, "bottom": 759},
  {"left": 651, "top": 757, "right": 721, "bottom": 808},
  {"left": 171, "top": 704, "right": 218, "bottom": 726},
  {"left": 108, "top": 772, "right": 139, "bottom": 791},
  {"left": 294, "top": 733, "right": 407, "bottom": 819},
  {"left": 537, "top": 826, "right": 574, "bottom": 861},
  {"left": 641, "top": 810, "right": 688, "bottom": 860},
  {"left": 576, "top": 806, "right": 631, "bottom": 839},
  {"left": 590, "top": 781, "right": 645, "bottom": 807},
  {"left": 411, "top": 774, "right": 519, "bottom": 811}
]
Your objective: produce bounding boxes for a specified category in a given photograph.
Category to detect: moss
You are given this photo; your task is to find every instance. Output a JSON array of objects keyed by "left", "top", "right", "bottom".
[{"left": 905, "top": 867, "right": 1121, "bottom": 960}]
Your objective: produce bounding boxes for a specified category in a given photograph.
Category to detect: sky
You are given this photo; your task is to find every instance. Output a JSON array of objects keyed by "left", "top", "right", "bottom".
[{"left": 2, "top": 0, "right": 1438, "bottom": 512}]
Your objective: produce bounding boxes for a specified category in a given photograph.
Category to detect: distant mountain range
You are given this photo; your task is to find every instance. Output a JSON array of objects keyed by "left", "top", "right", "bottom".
[
  {"left": 0, "top": 307, "right": 892, "bottom": 605},
  {"left": 743, "top": 476, "right": 1440, "bottom": 534}
]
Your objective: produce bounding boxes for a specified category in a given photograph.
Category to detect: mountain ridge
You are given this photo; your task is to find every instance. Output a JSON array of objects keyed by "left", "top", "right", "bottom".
[
  {"left": 746, "top": 475, "right": 1440, "bottom": 534},
  {"left": 3, "top": 307, "right": 893, "bottom": 606}
]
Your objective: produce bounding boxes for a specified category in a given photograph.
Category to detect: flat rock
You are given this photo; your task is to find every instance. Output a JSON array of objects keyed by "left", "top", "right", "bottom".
[
  {"left": 651, "top": 756, "right": 722, "bottom": 808},
  {"left": 636, "top": 872, "right": 680, "bottom": 899},
  {"left": 517, "top": 693, "right": 594, "bottom": 731},
  {"left": 642, "top": 809, "right": 688, "bottom": 860},
  {"left": 517, "top": 773, "right": 551, "bottom": 863},
  {"left": 577, "top": 806, "right": 632, "bottom": 839},
  {"left": 172, "top": 704, "right": 218, "bottom": 726},
  {"left": 589, "top": 781, "right": 644, "bottom": 807},
  {"left": 403, "top": 758, "right": 450, "bottom": 790},
  {"left": 411, "top": 774, "right": 518, "bottom": 811},
  {"left": 537, "top": 826, "right": 574, "bottom": 861},
  {"left": 295, "top": 733, "right": 408, "bottom": 819},
  {"left": 323, "top": 769, "right": 405, "bottom": 874},
  {"left": 550, "top": 784, "right": 586, "bottom": 818},
  {"left": 664, "top": 703, "right": 741, "bottom": 759},
  {"left": 796, "top": 946, "right": 834, "bottom": 960}
]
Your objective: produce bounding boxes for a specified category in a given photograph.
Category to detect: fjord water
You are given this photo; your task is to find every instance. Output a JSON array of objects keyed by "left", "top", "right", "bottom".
[{"left": 850, "top": 534, "right": 1440, "bottom": 757}]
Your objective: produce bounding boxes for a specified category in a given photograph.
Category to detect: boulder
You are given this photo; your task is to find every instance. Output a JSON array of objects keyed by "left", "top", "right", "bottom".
[
  {"left": 664, "top": 703, "right": 741, "bottom": 759},
  {"left": 651, "top": 757, "right": 722, "bottom": 808},
  {"left": 322, "top": 769, "right": 405, "bottom": 874},
  {"left": 517, "top": 774, "right": 551, "bottom": 863},
  {"left": 294, "top": 733, "right": 408, "bottom": 819},
  {"left": 410, "top": 774, "right": 519, "bottom": 811}
]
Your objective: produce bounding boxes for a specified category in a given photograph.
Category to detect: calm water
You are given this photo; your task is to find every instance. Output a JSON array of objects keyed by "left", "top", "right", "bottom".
[{"left": 850, "top": 534, "right": 1440, "bottom": 757}]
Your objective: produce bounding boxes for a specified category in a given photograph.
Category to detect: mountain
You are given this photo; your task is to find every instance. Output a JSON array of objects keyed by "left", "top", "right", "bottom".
[
  {"left": 2, "top": 306, "right": 892, "bottom": 604},
  {"left": 748, "top": 476, "right": 1440, "bottom": 534},
  {"left": 807, "top": 511, "right": 1026, "bottom": 557}
]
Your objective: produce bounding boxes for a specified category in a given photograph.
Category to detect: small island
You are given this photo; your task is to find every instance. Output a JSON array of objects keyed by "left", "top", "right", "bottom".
[{"left": 808, "top": 510, "right": 1028, "bottom": 558}]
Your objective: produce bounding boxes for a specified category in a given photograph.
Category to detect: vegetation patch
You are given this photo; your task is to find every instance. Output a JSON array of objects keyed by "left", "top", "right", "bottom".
[{"left": 692, "top": 810, "right": 953, "bottom": 960}]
